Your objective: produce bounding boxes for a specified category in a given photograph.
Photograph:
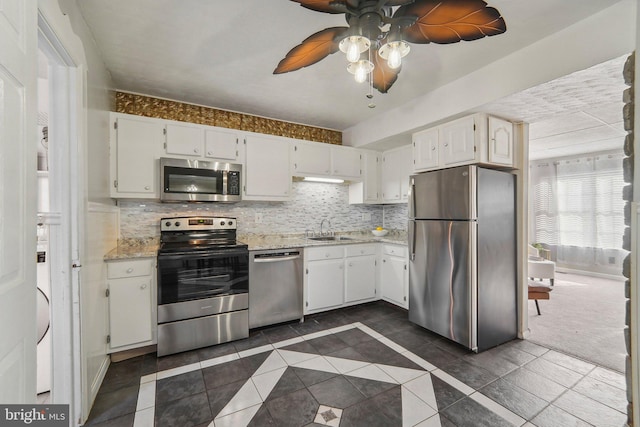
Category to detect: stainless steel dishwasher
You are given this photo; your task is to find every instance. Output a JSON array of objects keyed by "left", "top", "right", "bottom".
[{"left": 249, "top": 248, "right": 304, "bottom": 328}]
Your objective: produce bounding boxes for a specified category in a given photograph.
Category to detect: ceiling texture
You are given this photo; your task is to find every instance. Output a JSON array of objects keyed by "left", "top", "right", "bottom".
[{"left": 77, "top": 0, "right": 628, "bottom": 158}]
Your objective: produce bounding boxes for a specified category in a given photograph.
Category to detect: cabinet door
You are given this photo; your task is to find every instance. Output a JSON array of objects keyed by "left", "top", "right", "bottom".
[
  {"left": 244, "top": 135, "right": 291, "bottom": 200},
  {"left": 440, "top": 116, "right": 476, "bottom": 166},
  {"left": 204, "top": 128, "right": 239, "bottom": 161},
  {"left": 381, "top": 149, "right": 402, "bottom": 202},
  {"left": 413, "top": 127, "right": 439, "bottom": 171},
  {"left": 381, "top": 256, "right": 407, "bottom": 308},
  {"left": 488, "top": 116, "right": 514, "bottom": 166},
  {"left": 292, "top": 141, "right": 331, "bottom": 176},
  {"left": 165, "top": 122, "right": 204, "bottom": 157},
  {"left": 306, "top": 259, "right": 344, "bottom": 312},
  {"left": 331, "top": 146, "right": 361, "bottom": 179},
  {"left": 113, "top": 115, "right": 164, "bottom": 196},
  {"left": 399, "top": 145, "right": 412, "bottom": 202},
  {"left": 345, "top": 255, "right": 377, "bottom": 303},
  {"left": 108, "top": 277, "right": 153, "bottom": 348},
  {"left": 363, "top": 151, "right": 380, "bottom": 203}
]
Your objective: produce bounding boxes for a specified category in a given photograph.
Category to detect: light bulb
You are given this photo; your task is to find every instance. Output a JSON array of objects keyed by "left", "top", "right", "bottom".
[
  {"left": 354, "top": 63, "right": 368, "bottom": 83},
  {"left": 387, "top": 45, "right": 402, "bottom": 69},
  {"left": 346, "top": 39, "right": 361, "bottom": 63}
]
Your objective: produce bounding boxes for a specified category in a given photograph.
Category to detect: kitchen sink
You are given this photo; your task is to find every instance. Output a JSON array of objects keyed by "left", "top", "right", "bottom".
[{"left": 308, "top": 236, "right": 354, "bottom": 241}]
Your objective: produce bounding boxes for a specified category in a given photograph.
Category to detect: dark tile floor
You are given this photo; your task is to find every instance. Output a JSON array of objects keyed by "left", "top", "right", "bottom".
[{"left": 85, "top": 301, "right": 627, "bottom": 427}]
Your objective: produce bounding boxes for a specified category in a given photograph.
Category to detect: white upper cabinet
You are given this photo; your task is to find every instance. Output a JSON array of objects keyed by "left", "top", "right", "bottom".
[
  {"left": 412, "top": 113, "right": 514, "bottom": 173},
  {"left": 381, "top": 145, "right": 412, "bottom": 204},
  {"left": 110, "top": 113, "right": 165, "bottom": 198},
  {"left": 488, "top": 116, "right": 514, "bottom": 166},
  {"left": 331, "top": 146, "right": 361, "bottom": 180},
  {"left": 292, "top": 140, "right": 332, "bottom": 176},
  {"left": 244, "top": 134, "right": 292, "bottom": 201},
  {"left": 205, "top": 127, "right": 241, "bottom": 161},
  {"left": 292, "top": 141, "right": 362, "bottom": 181},
  {"left": 165, "top": 122, "right": 204, "bottom": 157},
  {"left": 348, "top": 150, "right": 380, "bottom": 205},
  {"left": 440, "top": 115, "right": 477, "bottom": 166},
  {"left": 413, "top": 127, "right": 439, "bottom": 171}
]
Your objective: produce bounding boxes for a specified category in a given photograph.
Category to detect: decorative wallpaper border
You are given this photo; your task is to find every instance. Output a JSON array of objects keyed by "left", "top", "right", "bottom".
[{"left": 115, "top": 91, "right": 342, "bottom": 145}]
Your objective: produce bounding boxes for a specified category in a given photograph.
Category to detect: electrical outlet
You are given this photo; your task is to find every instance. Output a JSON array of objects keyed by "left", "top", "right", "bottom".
[{"left": 255, "top": 213, "right": 264, "bottom": 224}]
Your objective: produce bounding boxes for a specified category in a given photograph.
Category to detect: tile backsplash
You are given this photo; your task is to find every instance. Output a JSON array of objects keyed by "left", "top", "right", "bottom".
[{"left": 118, "top": 181, "right": 411, "bottom": 240}]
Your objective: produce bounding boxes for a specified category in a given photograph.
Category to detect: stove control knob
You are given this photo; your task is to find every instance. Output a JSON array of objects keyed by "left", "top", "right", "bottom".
[
  {"left": 165, "top": 221, "right": 171, "bottom": 227},
  {"left": 220, "top": 221, "right": 226, "bottom": 226},
  {"left": 175, "top": 221, "right": 181, "bottom": 227},
  {"left": 228, "top": 220, "right": 233, "bottom": 226}
]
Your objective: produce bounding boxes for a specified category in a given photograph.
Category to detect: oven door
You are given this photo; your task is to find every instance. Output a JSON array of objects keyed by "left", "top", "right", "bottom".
[{"left": 157, "top": 247, "right": 249, "bottom": 306}]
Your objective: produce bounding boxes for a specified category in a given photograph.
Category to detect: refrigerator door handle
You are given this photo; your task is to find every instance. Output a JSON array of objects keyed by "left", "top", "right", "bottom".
[
  {"left": 408, "top": 177, "right": 415, "bottom": 219},
  {"left": 409, "top": 220, "right": 416, "bottom": 261}
]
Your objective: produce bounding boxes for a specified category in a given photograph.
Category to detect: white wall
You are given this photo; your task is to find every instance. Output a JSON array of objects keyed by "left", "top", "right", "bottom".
[{"left": 343, "top": 0, "right": 637, "bottom": 148}]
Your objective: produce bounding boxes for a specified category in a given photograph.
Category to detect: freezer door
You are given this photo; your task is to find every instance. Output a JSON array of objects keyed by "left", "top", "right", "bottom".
[
  {"left": 410, "top": 166, "right": 476, "bottom": 220},
  {"left": 409, "top": 219, "right": 477, "bottom": 350}
]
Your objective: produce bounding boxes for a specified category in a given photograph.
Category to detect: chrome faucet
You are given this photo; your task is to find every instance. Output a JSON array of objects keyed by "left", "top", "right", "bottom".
[{"left": 320, "top": 219, "right": 332, "bottom": 236}]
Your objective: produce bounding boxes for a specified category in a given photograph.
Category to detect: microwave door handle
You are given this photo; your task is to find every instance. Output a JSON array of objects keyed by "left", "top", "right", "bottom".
[{"left": 222, "top": 170, "right": 228, "bottom": 195}]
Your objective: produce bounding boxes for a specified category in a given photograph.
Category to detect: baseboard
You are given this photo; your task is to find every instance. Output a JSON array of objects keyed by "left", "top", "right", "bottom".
[
  {"left": 555, "top": 267, "right": 626, "bottom": 281},
  {"left": 110, "top": 345, "right": 157, "bottom": 363},
  {"left": 90, "top": 356, "right": 110, "bottom": 404}
]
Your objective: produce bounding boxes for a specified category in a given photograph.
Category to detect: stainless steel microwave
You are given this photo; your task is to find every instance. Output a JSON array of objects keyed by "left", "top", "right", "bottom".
[{"left": 160, "top": 158, "right": 242, "bottom": 202}]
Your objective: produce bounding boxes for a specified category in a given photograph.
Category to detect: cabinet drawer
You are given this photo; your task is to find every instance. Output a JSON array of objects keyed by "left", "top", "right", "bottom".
[
  {"left": 383, "top": 245, "right": 407, "bottom": 258},
  {"left": 345, "top": 244, "right": 377, "bottom": 257},
  {"left": 306, "top": 246, "right": 344, "bottom": 261},
  {"left": 107, "top": 259, "right": 153, "bottom": 279}
]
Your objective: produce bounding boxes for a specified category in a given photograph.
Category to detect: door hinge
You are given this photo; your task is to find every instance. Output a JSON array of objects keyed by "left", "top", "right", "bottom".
[
  {"left": 163, "top": 142, "right": 167, "bottom": 149},
  {"left": 163, "top": 128, "right": 167, "bottom": 135},
  {"left": 374, "top": 289, "right": 377, "bottom": 294},
  {"left": 404, "top": 264, "right": 407, "bottom": 270},
  {"left": 113, "top": 121, "right": 118, "bottom": 130},
  {"left": 305, "top": 268, "right": 309, "bottom": 274},
  {"left": 305, "top": 301, "right": 309, "bottom": 307},
  {"left": 106, "top": 335, "right": 111, "bottom": 344},
  {"left": 105, "top": 289, "right": 110, "bottom": 297},
  {"left": 404, "top": 296, "right": 407, "bottom": 301},
  {"left": 113, "top": 180, "right": 118, "bottom": 188},
  {"left": 474, "top": 146, "right": 477, "bottom": 152},
  {"left": 473, "top": 124, "right": 476, "bottom": 131},
  {"left": 236, "top": 150, "right": 239, "bottom": 157},
  {"left": 294, "top": 146, "right": 298, "bottom": 151}
]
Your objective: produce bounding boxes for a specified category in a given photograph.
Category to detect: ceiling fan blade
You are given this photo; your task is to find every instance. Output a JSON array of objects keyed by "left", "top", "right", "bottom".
[
  {"left": 274, "top": 27, "right": 349, "bottom": 74},
  {"left": 397, "top": 0, "right": 506, "bottom": 44},
  {"left": 371, "top": 49, "right": 400, "bottom": 93},
  {"left": 291, "top": 0, "right": 348, "bottom": 14},
  {"left": 385, "top": 0, "right": 415, "bottom": 6}
]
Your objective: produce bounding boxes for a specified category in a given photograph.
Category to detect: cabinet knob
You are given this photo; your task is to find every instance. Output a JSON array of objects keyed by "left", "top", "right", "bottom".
[
  {"left": 207, "top": 151, "right": 213, "bottom": 156},
  {"left": 444, "top": 143, "right": 449, "bottom": 147},
  {"left": 140, "top": 284, "right": 147, "bottom": 289},
  {"left": 144, "top": 186, "right": 150, "bottom": 190},
  {"left": 194, "top": 148, "right": 199, "bottom": 154},
  {"left": 126, "top": 268, "right": 134, "bottom": 273},
  {"left": 325, "top": 253, "right": 330, "bottom": 258},
  {"left": 431, "top": 146, "right": 436, "bottom": 151},
  {"left": 349, "top": 262, "right": 353, "bottom": 267}
]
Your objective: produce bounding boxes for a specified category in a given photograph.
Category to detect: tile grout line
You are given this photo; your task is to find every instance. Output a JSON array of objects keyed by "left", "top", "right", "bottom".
[{"left": 132, "top": 321, "right": 525, "bottom": 426}]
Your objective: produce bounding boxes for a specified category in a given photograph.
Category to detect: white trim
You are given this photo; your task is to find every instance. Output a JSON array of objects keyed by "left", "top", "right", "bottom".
[
  {"left": 88, "top": 202, "right": 119, "bottom": 214},
  {"left": 554, "top": 267, "right": 627, "bottom": 282}
]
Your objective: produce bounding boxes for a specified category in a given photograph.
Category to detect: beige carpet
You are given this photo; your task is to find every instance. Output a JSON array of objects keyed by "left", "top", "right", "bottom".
[{"left": 527, "top": 272, "right": 626, "bottom": 373}]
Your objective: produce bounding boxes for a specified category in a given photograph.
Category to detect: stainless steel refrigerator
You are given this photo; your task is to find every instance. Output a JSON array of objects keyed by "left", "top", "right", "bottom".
[{"left": 408, "top": 165, "right": 517, "bottom": 352}]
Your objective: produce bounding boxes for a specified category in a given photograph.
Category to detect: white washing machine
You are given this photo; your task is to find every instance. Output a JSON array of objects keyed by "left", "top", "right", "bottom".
[{"left": 36, "top": 238, "right": 51, "bottom": 395}]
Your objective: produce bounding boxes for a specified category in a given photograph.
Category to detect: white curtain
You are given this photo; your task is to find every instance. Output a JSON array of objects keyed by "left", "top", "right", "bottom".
[{"left": 530, "top": 151, "right": 626, "bottom": 275}]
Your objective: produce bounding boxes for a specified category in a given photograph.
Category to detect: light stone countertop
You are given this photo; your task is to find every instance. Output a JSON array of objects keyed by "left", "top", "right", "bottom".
[{"left": 104, "top": 230, "right": 407, "bottom": 260}]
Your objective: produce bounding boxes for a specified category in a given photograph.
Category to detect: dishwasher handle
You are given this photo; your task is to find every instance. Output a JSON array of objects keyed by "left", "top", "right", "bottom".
[{"left": 253, "top": 252, "right": 301, "bottom": 263}]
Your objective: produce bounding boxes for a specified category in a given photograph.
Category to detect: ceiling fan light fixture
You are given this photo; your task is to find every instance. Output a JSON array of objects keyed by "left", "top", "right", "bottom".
[
  {"left": 378, "top": 40, "right": 410, "bottom": 70},
  {"left": 339, "top": 35, "right": 370, "bottom": 63},
  {"left": 347, "top": 59, "right": 374, "bottom": 83}
]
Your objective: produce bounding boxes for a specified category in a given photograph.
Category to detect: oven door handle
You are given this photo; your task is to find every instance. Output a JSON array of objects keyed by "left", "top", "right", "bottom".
[
  {"left": 158, "top": 249, "right": 248, "bottom": 261},
  {"left": 253, "top": 255, "right": 300, "bottom": 263}
]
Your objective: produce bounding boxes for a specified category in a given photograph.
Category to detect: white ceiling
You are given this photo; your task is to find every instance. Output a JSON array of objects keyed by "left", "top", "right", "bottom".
[{"left": 76, "top": 0, "right": 628, "bottom": 159}]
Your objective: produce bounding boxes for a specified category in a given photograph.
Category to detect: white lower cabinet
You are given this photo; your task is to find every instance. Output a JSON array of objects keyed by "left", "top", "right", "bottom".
[
  {"left": 344, "top": 244, "right": 377, "bottom": 304},
  {"left": 380, "top": 245, "right": 408, "bottom": 308},
  {"left": 305, "top": 244, "right": 381, "bottom": 314},
  {"left": 106, "top": 258, "right": 156, "bottom": 352},
  {"left": 305, "top": 246, "right": 345, "bottom": 313}
]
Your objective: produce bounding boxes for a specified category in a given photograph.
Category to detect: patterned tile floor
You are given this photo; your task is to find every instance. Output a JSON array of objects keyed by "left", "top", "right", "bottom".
[{"left": 85, "top": 301, "right": 627, "bottom": 427}]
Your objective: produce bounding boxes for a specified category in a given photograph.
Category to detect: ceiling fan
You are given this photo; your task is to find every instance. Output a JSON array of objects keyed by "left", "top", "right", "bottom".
[{"left": 274, "top": 0, "right": 507, "bottom": 94}]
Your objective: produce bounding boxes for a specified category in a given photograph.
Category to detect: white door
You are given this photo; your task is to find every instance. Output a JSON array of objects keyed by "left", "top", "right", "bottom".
[
  {"left": 0, "top": 0, "right": 38, "bottom": 402},
  {"left": 204, "top": 128, "right": 238, "bottom": 161},
  {"left": 293, "top": 140, "right": 331, "bottom": 176},
  {"left": 440, "top": 115, "right": 476, "bottom": 166},
  {"left": 166, "top": 122, "right": 204, "bottom": 157},
  {"left": 306, "top": 260, "right": 344, "bottom": 312},
  {"left": 413, "top": 127, "right": 439, "bottom": 171},
  {"left": 488, "top": 116, "right": 514, "bottom": 166}
]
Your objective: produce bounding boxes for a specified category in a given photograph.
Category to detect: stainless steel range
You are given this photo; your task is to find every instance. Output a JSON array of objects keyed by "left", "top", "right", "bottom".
[{"left": 156, "top": 216, "right": 249, "bottom": 357}]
